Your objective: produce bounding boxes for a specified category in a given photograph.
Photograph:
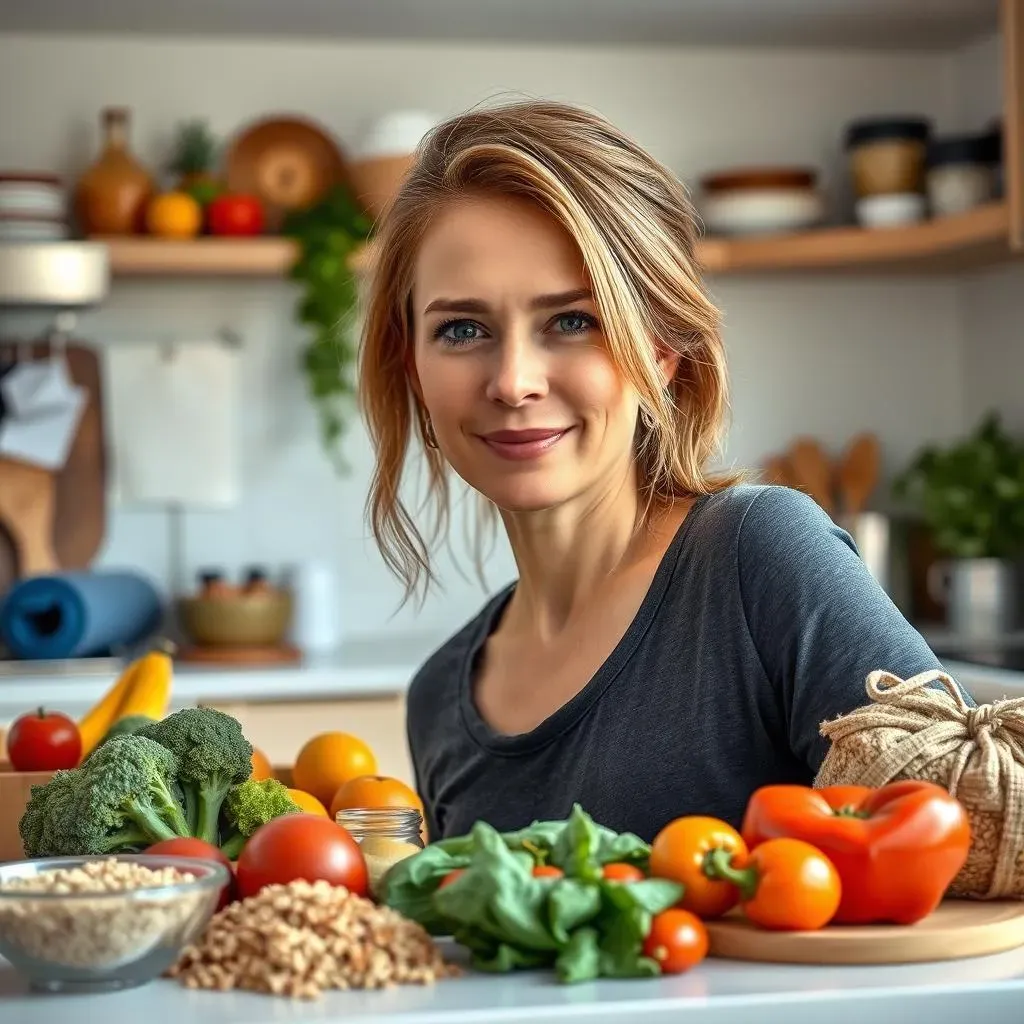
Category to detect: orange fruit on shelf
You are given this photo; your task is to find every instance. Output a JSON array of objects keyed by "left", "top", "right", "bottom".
[
  {"left": 287, "top": 788, "right": 329, "bottom": 817},
  {"left": 249, "top": 747, "right": 273, "bottom": 781},
  {"left": 292, "top": 732, "right": 378, "bottom": 809},
  {"left": 328, "top": 774, "right": 424, "bottom": 821},
  {"left": 145, "top": 191, "right": 202, "bottom": 238}
]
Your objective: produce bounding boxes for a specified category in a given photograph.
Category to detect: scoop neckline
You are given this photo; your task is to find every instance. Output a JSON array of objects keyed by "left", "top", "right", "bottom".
[{"left": 457, "top": 494, "right": 712, "bottom": 756}]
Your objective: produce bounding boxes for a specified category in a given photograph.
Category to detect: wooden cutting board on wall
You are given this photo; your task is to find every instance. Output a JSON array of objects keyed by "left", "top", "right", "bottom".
[{"left": 0, "top": 341, "right": 107, "bottom": 595}]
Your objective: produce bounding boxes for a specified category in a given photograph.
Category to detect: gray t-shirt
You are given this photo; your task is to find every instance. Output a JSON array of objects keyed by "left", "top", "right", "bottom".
[{"left": 406, "top": 483, "right": 947, "bottom": 842}]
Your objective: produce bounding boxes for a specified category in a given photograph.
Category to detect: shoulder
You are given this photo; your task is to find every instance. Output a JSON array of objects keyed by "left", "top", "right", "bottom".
[{"left": 692, "top": 483, "right": 852, "bottom": 560}]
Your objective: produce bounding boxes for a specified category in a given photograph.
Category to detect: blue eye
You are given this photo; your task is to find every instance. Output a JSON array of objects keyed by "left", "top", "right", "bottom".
[
  {"left": 553, "top": 312, "right": 596, "bottom": 335},
  {"left": 434, "top": 319, "right": 486, "bottom": 346}
]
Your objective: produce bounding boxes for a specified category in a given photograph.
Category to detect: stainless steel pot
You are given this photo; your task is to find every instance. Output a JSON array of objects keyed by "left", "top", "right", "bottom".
[{"left": 928, "top": 557, "right": 1020, "bottom": 638}]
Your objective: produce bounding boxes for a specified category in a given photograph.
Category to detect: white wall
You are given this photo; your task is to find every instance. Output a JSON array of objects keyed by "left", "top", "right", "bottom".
[{"left": 0, "top": 32, "right": 975, "bottom": 635}]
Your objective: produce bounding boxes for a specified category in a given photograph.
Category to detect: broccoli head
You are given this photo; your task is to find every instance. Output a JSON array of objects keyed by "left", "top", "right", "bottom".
[
  {"left": 18, "top": 739, "right": 183, "bottom": 858},
  {"left": 138, "top": 707, "right": 253, "bottom": 845},
  {"left": 19, "top": 769, "right": 86, "bottom": 857},
  {"left": 77, "top": 734, "right": 191, "bottom": 846},
  {"left": 219, "top": 778, "right": 302, "bottom": 859}
]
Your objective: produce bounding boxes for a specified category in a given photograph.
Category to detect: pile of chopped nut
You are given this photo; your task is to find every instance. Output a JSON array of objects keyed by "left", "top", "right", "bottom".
[
  {"left": 169, "top": 879, "right": 458, "bottom": 999},
  {"left": 0, "top": 859, "right": 206, "bottom": 969}
]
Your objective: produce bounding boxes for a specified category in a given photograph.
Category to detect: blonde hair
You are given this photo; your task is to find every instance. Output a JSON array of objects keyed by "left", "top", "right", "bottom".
[{"left": 359, "top": 98, "right": 741, "bottom": 600}]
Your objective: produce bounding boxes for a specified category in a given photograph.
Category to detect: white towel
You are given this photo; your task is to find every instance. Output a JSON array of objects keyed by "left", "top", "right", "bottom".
[{"left": 104, "top": 340, "right": 240, "bottom": 508}]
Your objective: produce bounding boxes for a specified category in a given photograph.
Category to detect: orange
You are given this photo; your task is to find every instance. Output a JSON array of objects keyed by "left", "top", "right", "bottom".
[
  {"left": 287, "top": 788, "right": 329, "bottom": 817},
  {"left": 292, "top": 732, "right": 378, "bottom": 809},
  {"left": 329, "top": 774, "right": 424, "bottom": 821},
  {"left": 145, "top": 191, "right": 202, "bottom": 238},
  {"left": 249, "top": 747, "right": 273, "bottom": 781}
]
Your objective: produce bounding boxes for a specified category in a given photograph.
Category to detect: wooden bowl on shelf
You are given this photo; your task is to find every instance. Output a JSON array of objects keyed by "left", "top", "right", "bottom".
[{"left": 177, "top": 590, "right": 293, "bottom": 648}]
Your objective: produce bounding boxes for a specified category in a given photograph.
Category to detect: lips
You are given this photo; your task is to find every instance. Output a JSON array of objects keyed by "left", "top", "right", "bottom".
[{"left": 478, "top": 427, "right": 572, "bottom": 461}]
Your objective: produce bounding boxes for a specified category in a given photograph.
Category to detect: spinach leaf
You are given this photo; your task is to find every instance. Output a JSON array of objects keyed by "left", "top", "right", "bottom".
[
  {"left": 556, "top": 926, "right": 602, "bottom": 983},
  {"left": 546, "top": 878, "right": 603, "bottom": 944}
]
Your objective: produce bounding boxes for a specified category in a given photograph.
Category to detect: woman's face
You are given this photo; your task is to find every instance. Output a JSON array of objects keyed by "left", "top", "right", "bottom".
[{"left": 412, "top": 195, "right": 641, "bottom": 514}]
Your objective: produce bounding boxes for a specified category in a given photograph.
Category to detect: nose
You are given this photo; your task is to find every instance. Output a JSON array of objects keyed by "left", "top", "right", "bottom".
[{"left": 485, "top": 329, "right": 549, "bottom": 407}]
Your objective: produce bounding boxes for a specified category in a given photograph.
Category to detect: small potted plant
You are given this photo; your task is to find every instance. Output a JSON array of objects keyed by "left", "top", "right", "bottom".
[{"left": 894, "top": 412, "right": 1024, "bottom": 636}]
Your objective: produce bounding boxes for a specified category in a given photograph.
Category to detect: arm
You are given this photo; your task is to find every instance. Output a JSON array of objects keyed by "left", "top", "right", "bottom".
[{"left": 736, "top": 486, "right": 961, "bottom": 772}]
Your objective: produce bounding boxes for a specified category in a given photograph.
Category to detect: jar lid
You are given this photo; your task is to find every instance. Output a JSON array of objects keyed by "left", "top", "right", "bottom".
[
  {"left": 927, "top": 135, "right": 991, "bottom": 168},
  {"left": 845, "top": 117, "right": 931, "bottom": 148}
]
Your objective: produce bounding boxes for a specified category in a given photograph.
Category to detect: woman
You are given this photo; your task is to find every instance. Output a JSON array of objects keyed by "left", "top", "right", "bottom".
[{"left": 358, "top": 98, "right": 945, "bottom": 843}]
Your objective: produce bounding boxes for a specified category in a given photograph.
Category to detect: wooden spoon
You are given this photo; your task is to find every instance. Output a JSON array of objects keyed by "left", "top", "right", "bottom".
[
  {"left": 788, "top": 437, "right": 835, "bottom": 515},
  {"left": 0, "top": 457, "right": 59, "bottom": 577},
  {"left": 837, "top": 432, "right": 881, "bottom": 516}
]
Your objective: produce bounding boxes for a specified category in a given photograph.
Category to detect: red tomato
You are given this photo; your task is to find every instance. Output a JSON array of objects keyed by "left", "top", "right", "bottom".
[
  {"left": 207, "top": 194, "right": 264, "bottom": 236},
  {"left": 532, "top": 865, "right": 564, "bottom": 879},
  {"left": 438, "top": 869, "right": 465, "bottom": 890},
  {"left": 144, "top": 838, "right": 235, "bottom": 910},
  {"left": 235, "top": 813, "right": 368, "bottom": 900},
  {"left": 642, "top": 909, "right": 709, "bottom": 974},
  {"left": 602, "top": 862, "right": 646, "bottom": 882},
  {"left": 6, "top": 708, "right": 81, "bottom": 771}
]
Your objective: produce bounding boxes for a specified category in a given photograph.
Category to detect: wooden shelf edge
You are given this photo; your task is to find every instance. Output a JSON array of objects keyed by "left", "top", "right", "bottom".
[
  {"left": 97, "top": 236, "right": 299, "bottom": 276},
  {"left": 97, "top": 203, "right": 1016, "bottom": 280},
  {"left": 697, "top": 202, "right": 1012, "bottom": 274}
]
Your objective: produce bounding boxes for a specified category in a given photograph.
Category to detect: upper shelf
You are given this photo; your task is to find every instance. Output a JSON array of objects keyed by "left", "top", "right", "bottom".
[{"left": 97, "top": 201, "right": 1018, "bottom": 280}]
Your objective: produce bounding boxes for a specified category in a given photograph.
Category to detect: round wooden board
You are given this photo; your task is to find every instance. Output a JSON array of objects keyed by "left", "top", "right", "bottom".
[{"left": 705, "top": 899, "right": 1024, "bottom": 965}]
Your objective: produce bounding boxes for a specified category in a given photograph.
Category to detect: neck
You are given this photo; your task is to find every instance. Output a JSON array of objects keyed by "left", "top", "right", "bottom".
[{"left": 499, "top": 469, "right": 669, "bottom": 641}]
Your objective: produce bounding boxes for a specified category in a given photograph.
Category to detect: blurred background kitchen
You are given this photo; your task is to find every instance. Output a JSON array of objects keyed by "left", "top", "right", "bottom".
[{"left": 0, "top": 0, "right": 1022, "bottom": 770}]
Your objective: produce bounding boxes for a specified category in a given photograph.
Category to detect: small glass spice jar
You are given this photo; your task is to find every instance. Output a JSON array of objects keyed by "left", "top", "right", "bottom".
[
  {"left": 337, "top": 807, "right": 425, "bottom": 897},
  {"left": 926, "top": 135, "right": 996, "bottom": 217}
]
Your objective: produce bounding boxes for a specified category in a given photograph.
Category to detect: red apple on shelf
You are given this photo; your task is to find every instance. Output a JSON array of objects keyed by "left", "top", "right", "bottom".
[{"left": 207, "top": 194, "right": 265, "bottom": 236}]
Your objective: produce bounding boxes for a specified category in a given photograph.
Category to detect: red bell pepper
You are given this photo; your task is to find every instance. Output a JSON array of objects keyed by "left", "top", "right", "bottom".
[{"left": 740, "top": 780, "right": 971, "bottom": 925}]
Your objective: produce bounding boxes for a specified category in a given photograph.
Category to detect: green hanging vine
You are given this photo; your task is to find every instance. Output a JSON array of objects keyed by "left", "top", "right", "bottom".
[{"left": 283, "top": 186, "right": 374, "bottom": 471}]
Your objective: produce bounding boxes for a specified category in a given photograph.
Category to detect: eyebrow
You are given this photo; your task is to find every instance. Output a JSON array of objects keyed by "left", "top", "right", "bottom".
[{"left": 422, "top": 288, "right": 593, "bottom": 316}]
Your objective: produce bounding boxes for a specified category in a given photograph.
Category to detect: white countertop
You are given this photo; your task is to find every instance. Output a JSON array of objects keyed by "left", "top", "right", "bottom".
[
  {"left": 2, "top": 941, "right": 1024, "bottom": 1023},
  {"left": 0, "top": 631, "right": 447, "bottom": 724}
]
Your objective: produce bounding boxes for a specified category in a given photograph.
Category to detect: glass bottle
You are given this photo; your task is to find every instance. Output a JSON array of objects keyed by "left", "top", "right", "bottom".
[{"left": 75, "top": 107, "right": 155, "bottom": 236}]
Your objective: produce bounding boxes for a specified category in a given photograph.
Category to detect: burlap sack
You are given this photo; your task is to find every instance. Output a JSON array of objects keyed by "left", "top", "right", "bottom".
[{"left": 814, "top": 668, "right": 1024, "bottom": 900}]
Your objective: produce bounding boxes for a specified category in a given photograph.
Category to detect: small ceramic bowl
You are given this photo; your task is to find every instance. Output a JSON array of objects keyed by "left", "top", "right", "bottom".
[
  {"left": 0, "top": 854, "right": 227, "bottom": 993},
  {"left": 855, "top": 192, "right": 927, "bottom": 228}
]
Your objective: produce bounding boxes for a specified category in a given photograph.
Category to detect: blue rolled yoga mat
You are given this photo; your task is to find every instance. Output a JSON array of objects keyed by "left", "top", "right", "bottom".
[{"left": 0, "top": 571, "right": 163, "bottom": 660}]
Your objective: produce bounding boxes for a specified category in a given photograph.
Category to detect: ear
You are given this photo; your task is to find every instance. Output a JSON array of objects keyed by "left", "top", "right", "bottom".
[{"left": 656, "top": 347, "right": 680, "bottom": 389}]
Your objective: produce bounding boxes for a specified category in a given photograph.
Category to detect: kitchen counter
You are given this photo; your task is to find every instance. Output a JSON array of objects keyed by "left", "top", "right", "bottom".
[
  {"left": 2, "top": 942, "right": 1024, "bottom": 1023},
  {"left": 0, "top": 631, "right": 446, "bottom": 725}
]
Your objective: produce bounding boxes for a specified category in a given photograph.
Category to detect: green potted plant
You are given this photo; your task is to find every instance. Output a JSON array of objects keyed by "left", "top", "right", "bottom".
[
  {"left": 283, "top": 186, "right": 374, "bottom": 470},
  {"left": 894, "top": 412, "right": 1024, "bottom": 636}
]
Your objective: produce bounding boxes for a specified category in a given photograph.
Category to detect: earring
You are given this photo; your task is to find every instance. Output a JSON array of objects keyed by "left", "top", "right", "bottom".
[{"left": 424, "top": 416, "right": 439, "bottom": 450}]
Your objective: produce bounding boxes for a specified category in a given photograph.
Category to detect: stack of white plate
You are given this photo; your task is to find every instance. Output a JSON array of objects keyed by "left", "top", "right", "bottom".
[{"left": 0, "top": 173, "right": 69, "bottom": 242}]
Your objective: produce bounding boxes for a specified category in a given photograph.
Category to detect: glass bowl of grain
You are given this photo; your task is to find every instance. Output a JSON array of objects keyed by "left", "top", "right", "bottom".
[{"left": 0, "top": 854, "right": 229, "bottom": 993}]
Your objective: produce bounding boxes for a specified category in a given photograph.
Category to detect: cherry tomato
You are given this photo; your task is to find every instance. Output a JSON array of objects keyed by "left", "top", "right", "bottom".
[
  {"left": 144, "top": 838, "right": 235, "bottom": 910},
  {"left": 235, "top": 813, "right": 368, "bottom": 900},
  {"left": 603, "top": 862, "right": 645, "bottom": 883},
  {"left": 6, "top": 707, "right": 82, "bottom": 771},
  {"left": 438, "top": 869, "right": 465, "bottom": 889},
  {"left": 706, "top": 837, "right": 841, "bottom": 931},
  {"left": 532, "top": 865, "right": 565, "bottom": 879},
  {"left": 642, "top": 909, "right": 709, "bottom": 973},
  {"left": 207, "top": 194, "right": 264, "bottom": 236},
  {"left": 649, "top": 815, "right": 748, "bottom": 919}
]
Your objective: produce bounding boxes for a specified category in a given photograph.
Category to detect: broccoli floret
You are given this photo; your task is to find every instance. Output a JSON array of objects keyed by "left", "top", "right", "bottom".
[
  {"left": 219, "top": 778, "right": 302, "bottom": 859},
  {"left": 18, "top": 748, "right": 167, "bottom": 858},
  {"left": 77, "top": 734, "right": 191, "bottom": 845},
  {"left": 138, "top": 707, "right": 253, "bottom": 845}
]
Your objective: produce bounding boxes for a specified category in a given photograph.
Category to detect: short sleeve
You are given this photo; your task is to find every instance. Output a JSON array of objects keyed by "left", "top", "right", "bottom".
[{"left": 736, "top": 485, "right": 954, "bottom": 772}]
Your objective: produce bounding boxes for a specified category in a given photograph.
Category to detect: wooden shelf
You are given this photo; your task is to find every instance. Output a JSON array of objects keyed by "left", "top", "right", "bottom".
[
  {"left": 97, "top": 202, "right": 1017, "bottom": 280},
  {"left": 100, "top": 236, "right": 299, "bottom": 276},
  {"left": 697, "top": 202, "right": 1014, "bottom": 275}
]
